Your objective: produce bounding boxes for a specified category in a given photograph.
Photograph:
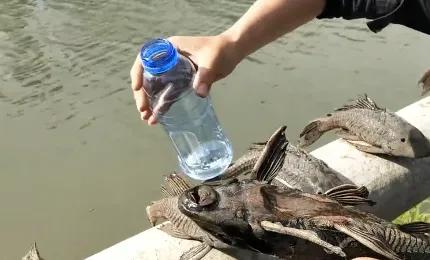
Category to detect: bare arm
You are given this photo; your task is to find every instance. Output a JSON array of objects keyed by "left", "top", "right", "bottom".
[
  {"left": 131, "top": 0, "right": 326, "bottom": 125},
  {"left": 223, "top": 0, "right": 326, "bottom": 61}
]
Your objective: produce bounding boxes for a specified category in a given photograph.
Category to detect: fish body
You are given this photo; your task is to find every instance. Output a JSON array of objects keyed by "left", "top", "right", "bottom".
[
  {"left": 273, "top": 144, "right": 347, "bottom": 194},
  {"left": 145, "top": 126, "right": 287, "bottom": 259},
  {"left": 210, "top": 143, "right": 347, "bottom": 194},
  {"left": 179, "top": 181, "right": 430, "bottom": 260},
  {"left": 179, "top": 127, "right": 430, "bottom": 260},
  {"left": 299, "top": 95, "right": 430, "bottom": 158}
]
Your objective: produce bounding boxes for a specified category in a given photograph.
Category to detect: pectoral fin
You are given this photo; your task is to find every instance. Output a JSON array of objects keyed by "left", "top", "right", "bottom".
[
  {"left": 180, "top": 243, "right": 212, "bottom": 260},
  {"left": 324, "top": 184, "right": 376, "bottom": 206},
  {"left": 334, "top": 129, "right": 362, "bottom": 142},
  {"left": 260, "top": 221, "right": 346, "bottom": 258},
  {"left": 333, "top": 223, "right": 401, "bottom": 260},
  {"left": 346, "top": 140, "right": 386, "bottom": 154}
]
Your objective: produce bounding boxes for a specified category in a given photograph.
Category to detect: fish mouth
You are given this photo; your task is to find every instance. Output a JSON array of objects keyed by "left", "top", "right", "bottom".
[{"left": 179, "top": 185, "right": 219, "bottom": 213}]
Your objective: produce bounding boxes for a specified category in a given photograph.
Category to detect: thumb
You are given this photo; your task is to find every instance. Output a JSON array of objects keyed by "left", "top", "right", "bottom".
[{"left": 192, "top": 67, "right": 215, "bottom": 97}]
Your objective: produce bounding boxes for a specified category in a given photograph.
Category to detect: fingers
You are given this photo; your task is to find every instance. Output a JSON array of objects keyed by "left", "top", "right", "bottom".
[
  {"left": 130, "top": 54, "right": 143, "bottom": 91},
  {"left": 133, "top": 88, "right": 151, "bottom": 119},
  {"left": 148, "top": 115, "right": 158, "bottom": 125},
  {"left": 192, "top": 67, "right": 215, "bottom": 97},
  {"left": 130, "top": 53, "right": 157, "bottom": 125}
]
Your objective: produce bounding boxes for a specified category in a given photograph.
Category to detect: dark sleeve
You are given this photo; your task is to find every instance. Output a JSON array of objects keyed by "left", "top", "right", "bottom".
[{"left": 318, "top": 0, "right": 430, "bottom": 35}]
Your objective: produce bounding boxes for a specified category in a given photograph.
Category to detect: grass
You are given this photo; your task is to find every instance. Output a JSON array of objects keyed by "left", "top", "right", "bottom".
[
  {"left": 393, "top": 199, "right": 430, "bottom": 225},
  {"left": 392, "top": 201, "right": 429, "bottom": 260}
]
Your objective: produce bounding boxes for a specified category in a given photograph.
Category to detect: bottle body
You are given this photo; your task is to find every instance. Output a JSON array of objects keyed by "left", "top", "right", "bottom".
[{"left": 141, "top": 39, "right": 233, "bottom": 180}]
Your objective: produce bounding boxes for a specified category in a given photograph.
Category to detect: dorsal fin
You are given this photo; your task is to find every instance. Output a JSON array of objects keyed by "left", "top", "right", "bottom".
[
  {"left": 251, "top": 126, "right": 288, "bottom": 182},
  {"left": 161, "top": 172, "right": 192, "bottom": 197},
  {"left": 398, "top": 222, "right": 430, "bottom": 234},
  {"left": 335, "top": 94, "right": 385, "bottom": 112},
  {"left": 324, "top": 184, "right": 376, "bottom": 206},
  {"left": 22, "top": 242, "right": 43, "bottom": 260}
]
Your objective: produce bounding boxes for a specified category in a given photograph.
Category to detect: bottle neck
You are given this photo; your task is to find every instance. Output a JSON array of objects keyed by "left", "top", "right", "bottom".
[{"left": 140, "top": 38, "right": 179, "bottom": 75}]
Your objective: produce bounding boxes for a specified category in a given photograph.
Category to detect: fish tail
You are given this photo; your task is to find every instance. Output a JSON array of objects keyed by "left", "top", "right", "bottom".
[{"left": 299, "top": 118, "right": 329, "bottom": 148}]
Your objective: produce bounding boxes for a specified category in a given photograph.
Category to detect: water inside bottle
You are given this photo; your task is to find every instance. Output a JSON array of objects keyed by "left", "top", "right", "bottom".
[
  {"left": 181, "top": 140, "right": 232, "bottom": 180},
  {"left": 169, "top": 131, "right": 233, "bottom": 180}
]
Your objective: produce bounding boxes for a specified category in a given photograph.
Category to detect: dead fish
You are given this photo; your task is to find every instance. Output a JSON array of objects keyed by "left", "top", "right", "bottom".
[
  {"left": 179, "top": 176, "right": 430, "bottom": 260},
  {"left": 146, "top": 126, "right": 292, "bottom": 259},
  {"left": 299, "top": 94, "right": 430, "bottom": 158},
  {"left": 207, "top": 127, "right": 347, "bottom": 194},
  {"left": 146, "top": 173, "right": 232, "bottom": 260},
  {"left": 419, "top": 69, "right": 430, "bottom": 96},
  {"left": 178, "top": 128, "right": 430, "bottom": 260},
  {"left": 22, "top": 242, "right": 44, "bottom": 260}
]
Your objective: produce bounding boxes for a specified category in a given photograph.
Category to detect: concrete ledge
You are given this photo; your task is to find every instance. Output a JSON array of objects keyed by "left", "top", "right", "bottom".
[
  {"left": 86, "top": 222, "right": 275, "bottom": 260},
  {"left": 86, "top": 97, "right": 430, "bottom": 260}
]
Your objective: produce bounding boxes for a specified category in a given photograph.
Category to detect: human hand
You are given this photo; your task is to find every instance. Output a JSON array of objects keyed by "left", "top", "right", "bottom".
[{"left": 130, "top": 34, "right": 242, "bottom": 125}]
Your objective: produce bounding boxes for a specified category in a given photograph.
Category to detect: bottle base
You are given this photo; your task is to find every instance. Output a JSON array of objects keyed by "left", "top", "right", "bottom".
[{"left": 178, "top": 140, "right": 233, "bottom": 181}]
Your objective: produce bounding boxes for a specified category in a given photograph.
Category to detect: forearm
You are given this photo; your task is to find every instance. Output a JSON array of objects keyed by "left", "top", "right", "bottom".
[{"left": 222, "top": 0, "right": 326, "bottom": 61}]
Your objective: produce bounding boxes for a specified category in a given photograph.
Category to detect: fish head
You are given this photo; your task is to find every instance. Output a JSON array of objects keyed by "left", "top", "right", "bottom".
[
  {"left": 178, "top": 180, "right": 259, "bottom": 243},
  {"left": 389, "top": 128, "right": 430, "bottom": 158}
]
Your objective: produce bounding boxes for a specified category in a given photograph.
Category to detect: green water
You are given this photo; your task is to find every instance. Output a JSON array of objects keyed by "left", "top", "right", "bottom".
[{"left": 1, "top": 1, "right": 429, "bottom": 259}]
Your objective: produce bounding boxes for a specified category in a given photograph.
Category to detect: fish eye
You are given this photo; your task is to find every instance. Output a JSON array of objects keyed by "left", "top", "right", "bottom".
[
  {"left": 400, "top": 138, "right": 406, "bottom": 142},
  {"left": 186, "top": 185, "right": 218, "bottom": 210}
]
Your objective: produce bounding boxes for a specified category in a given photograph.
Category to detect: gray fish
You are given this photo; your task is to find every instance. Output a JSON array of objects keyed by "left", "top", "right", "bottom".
[
  {"left": 146, "top": 126, "right": 291, "bottom": 259},
  {"left": 22, "top": 243, "right": 44, "bottom": 260},
  {"left": 299, "top": 94, "right": 430, "bottom": 158},
  {"left": 147, "top": 126, "right": 362, "bottom": 259},
  {"left": 419, "top": 69, "right": 430, "bottom": 96},
  {"left": 179, "top": 182, "right": 430, "bottom": 260},
  {"left": 207, "top": 128, "right": 347, "bottom": 194},
  {"left": 178, "top": 130, "right": 430, "bottom": 260}
]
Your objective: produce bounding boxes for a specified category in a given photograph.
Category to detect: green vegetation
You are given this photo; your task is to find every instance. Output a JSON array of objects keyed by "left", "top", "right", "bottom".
[{"left": 393, "top": 199, "right": 430, "bottom": 225}]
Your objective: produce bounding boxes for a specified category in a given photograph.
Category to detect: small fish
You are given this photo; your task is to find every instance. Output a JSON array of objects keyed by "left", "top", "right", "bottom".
[
  {"left": 419, "top": 69, "right": 430, "bottom": 96},
  {"left": 22, "top": 242, "right": 44, "bottom": 260},
  {"left": 178, "top": 131, "right": 430, "bottom": 260},
  {"left": 299, "top": 94, "right": 430, "bottom": 158}
]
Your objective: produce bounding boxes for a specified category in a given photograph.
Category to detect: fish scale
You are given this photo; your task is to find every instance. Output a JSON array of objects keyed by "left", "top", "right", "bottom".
[{"left": 216, "top": 143, "right": 346, "bottom": 194}]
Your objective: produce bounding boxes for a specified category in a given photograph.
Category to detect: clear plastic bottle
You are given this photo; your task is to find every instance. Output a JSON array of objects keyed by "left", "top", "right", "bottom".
[{"left": 140, "top": 38, "right": 233, "bottom": 180}]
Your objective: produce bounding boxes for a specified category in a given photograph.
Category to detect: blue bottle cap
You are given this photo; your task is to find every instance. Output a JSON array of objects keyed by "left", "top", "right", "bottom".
[{"left": 140, "top": 38, "right": 179, "bottom": 75}]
